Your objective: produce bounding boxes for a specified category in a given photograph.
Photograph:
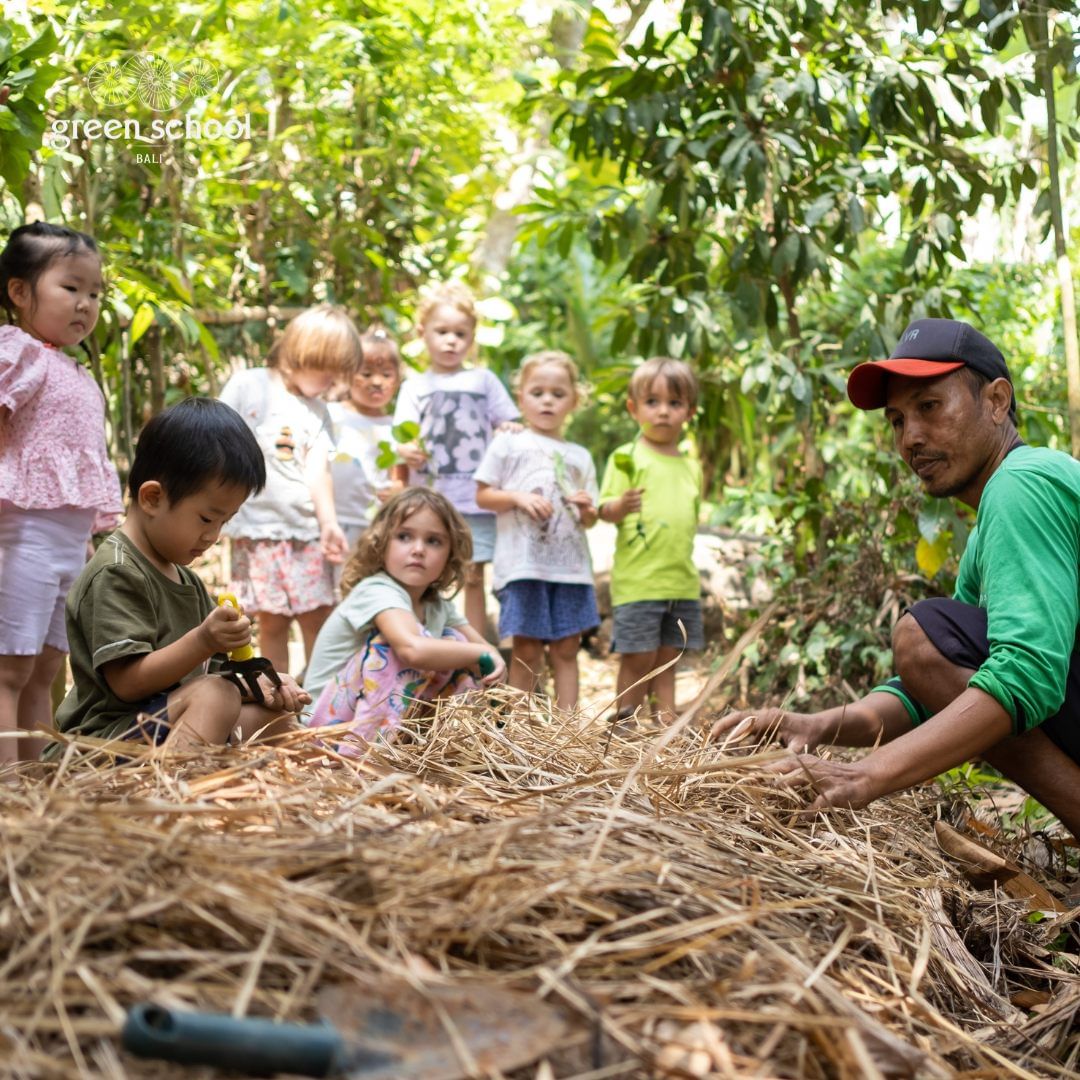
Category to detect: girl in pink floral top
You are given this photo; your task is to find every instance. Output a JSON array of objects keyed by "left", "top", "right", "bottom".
[{"left": 0, "top": 223, "right": 122, "bottom": 766}]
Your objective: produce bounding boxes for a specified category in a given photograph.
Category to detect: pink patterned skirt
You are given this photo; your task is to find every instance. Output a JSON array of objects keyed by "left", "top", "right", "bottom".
[{"left": 308, "top": 626, "right": 480, "bottom": 755}]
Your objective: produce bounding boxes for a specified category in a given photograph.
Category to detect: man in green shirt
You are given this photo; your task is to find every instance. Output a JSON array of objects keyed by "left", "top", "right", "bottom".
[{"left": 714, "top": 319, "right": 1080, "bottom": 838}]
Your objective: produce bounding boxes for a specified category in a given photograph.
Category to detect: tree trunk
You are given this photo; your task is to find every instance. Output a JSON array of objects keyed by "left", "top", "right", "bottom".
[
  {"left": 1024, "top": 8, "right": 1080, "bottom": 455},
  {"left": 474, "top": 4, "right": 591, "bottom": 277},
  {"left": 147, "top": 325, "right": 166, "bottom": 417},
  {"left": 778, "top": 273, "right": 822, "bottom": 481}
]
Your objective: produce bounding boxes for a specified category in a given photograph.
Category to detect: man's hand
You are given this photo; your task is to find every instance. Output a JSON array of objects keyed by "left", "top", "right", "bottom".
[
  {"left": 710, "top": 707, "right": 833, "bottom": 754},
  {"left": 515, "top": 491, "right": 554, "bottom": 521},
  {"left": 496, "top": 420, "right": 524, "bottom": 434},
  {"left": 256, "top": 672, "right": 311, "bottom": 714},
  {"left": 766, "top": 754, "right": 880, "bottom": 814},
  {"left": 199, "top": 605, "right": 252, "bottom": 656},
  {"left": 398, "top": 441, "right": 429, "bottom": 469}
]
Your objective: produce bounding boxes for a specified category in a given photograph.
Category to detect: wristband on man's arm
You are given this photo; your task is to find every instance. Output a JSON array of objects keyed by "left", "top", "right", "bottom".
[{"left": 873, "top": 678, "right": 931, "bottom": 726}]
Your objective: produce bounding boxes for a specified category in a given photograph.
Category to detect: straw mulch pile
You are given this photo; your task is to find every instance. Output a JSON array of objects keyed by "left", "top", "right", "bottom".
[{"left": 4, "top": 694, "right": 1080, "bottom": 1079}]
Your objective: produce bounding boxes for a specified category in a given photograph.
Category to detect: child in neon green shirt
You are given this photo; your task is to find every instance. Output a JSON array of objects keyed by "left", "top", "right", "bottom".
[{"left": 599, "top": 358, "right": 703, "bottom": 723}]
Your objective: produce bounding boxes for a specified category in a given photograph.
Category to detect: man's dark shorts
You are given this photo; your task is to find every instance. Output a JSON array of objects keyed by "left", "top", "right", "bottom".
[{"left": 907, "top": 597, "right": 1080, "bottom": 764}]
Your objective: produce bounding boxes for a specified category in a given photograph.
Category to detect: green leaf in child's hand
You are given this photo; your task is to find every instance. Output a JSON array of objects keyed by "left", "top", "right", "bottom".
[
  {"left": 613, "top": 451, "right": 636, "bottom": 481},
  {"left": 392, "top": 420, "right": 421, "bottom": 443},
  {"left": 375, "top": 440, "right": 399, "bottom": 470},
  {"left": 552, "top": 450, "right": 575, "bottom": 498},
  {"left": 553, "top": 450, "right": 567, "bottom": 485}
]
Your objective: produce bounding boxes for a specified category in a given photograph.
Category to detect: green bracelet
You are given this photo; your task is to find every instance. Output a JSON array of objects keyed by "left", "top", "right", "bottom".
[{"left": 477, "top": 652, "right": 495, "bottom": 677}]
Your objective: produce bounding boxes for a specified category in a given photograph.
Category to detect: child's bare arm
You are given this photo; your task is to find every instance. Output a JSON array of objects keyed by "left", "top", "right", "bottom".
[
  {"left": 453, "top": 622, "right": 507, "bottom": 683},
  {"left": 102, "top": 606, "right": 250, "bottom": 702},
  {"left": 373, "top": 608, "right": 503, "bottom": 681},
  {"left": 476, "top": 482, "right": 553, "bottom": 520},
  {"left": 306, "top": 445, "right": 347, "bottom": 562}
]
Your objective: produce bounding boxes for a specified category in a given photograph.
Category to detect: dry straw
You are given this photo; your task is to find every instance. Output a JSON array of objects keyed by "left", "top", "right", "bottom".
[{"left": 2, "top": 693, "right": 1080, "bottom": 1078}]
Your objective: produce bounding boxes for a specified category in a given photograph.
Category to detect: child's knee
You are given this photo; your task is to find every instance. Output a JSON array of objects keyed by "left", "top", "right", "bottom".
[
  {"left": 0, "top": 655, "right": 39, "bottom": 694},
  {"left": 175, "top": 675, "right": 243, "bottom": 723},
  {"left": 464, "top": 563, "right": 485, "bottom": 588},
  {"left": 513, "top": 636, "right": 544, "bottom": 663},
  {"left": 549, "top": 635, "right": 580, "bottom": 663},
  {"left": 166, "top": 676, "right": 243, "bottom": 748},
  {"left": 619, "top": 649, "right": 658, "bottom": 676}
]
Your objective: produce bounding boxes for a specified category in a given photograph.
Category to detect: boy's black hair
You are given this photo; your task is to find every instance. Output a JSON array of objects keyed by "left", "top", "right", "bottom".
[
  {"left": 128, "top": 398, "right": 266, "bottom": 504},
  {"left": 0, "top": 222, "right": 99, "bottom": 321}
]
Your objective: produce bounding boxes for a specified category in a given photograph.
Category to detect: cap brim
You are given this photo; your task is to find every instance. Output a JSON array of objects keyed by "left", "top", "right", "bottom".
[{"left": 846, "top": 358, "right": 966, "bottom": 410}]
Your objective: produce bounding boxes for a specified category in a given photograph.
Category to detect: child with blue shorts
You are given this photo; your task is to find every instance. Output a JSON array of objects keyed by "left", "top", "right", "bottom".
[
  {"left": 476, "top": 351, "right": 599, "bottom": 710},
  {"left": 599, "top": 357, "right": 703, "bottom": 724}
]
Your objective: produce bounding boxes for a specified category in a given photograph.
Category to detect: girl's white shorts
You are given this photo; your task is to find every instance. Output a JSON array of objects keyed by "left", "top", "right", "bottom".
[{"left": 0, "top": 504, "right": 96, "bottom": 655}]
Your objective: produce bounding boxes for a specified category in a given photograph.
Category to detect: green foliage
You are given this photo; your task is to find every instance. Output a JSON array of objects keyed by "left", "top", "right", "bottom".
[
  {"left": 0, "top": 24, "right": 60, "bottom": 197},
  {"left": 0, "top": 0, "right": 530, "bottom": 471},
  {"left": 524, "top": 1, "right": 1037, "bottom": 358}
]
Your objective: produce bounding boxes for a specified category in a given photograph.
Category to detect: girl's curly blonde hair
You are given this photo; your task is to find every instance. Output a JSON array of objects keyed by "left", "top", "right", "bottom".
[{"left": 340, "top": 488, "right": 473, "bottom": 601}]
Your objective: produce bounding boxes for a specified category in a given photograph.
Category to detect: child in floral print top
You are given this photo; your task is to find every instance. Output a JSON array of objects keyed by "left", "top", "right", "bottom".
[
  {"left": 392, "top": 282, "right": 519, "bottom": 633},
  {"left": 0, "top": 222, "right": 122, "bottom": 765}
]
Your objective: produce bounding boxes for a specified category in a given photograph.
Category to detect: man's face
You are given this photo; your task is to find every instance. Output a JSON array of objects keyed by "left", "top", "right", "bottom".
[{"left": 883, "top": 370, "right": 1006, "bottom": 507}]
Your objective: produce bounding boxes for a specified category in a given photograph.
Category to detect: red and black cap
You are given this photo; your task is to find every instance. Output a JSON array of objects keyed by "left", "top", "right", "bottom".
[{"left": 847, "top": 318, "right": 1013, "bottom": 411}]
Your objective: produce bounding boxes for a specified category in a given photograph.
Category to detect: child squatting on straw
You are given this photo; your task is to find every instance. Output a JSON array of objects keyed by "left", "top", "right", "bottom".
[
  {"left": 52, "top": 398, "right": 309, "bottom": 753},
  {"left": 304, "top": 487, "right": 505, "bottom": 755}
]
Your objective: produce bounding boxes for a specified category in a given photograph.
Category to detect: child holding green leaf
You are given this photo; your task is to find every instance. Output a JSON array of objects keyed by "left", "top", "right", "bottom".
[
  {"left": 475, "top": 351, "right": 599, "bottom": 710},
  {"left": 329, "top": 326, "right": 403, "bottom": 555},
  {"left": 598, "top": 357, "right": 704, "bottom": 724},
  {"left": 392, "top": 282, "right": 519, "bottom": 633}
]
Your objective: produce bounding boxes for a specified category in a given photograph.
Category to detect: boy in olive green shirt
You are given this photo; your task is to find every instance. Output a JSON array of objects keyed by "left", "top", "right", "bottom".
[
  {"left": 54, "top": 398, "right": 308, "bottom": 753},
  {"left": 599, "top": 358, "right": 703, "bottom": 723}
]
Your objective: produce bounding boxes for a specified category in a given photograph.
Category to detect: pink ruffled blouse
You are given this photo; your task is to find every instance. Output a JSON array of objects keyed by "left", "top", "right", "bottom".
[{"left": 0, "top": 324, "right": 122, "bottom": 519}]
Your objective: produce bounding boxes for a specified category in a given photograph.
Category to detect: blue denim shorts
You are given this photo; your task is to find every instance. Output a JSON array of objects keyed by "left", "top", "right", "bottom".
[
  {"left": 463, "top": 512, "right": 496, "bottom": 563},
  {"left": 497, "top": 580, "right": 599, "bottom": 642}
]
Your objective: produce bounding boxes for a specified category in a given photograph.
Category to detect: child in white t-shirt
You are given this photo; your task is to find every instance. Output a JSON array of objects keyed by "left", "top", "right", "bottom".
[
  {"left": 475, "top": 351, "right": 599, "bottom": 709},
  {"left": 329, "top": 326, "right": 402, "bottom": 552},
  {"left": 219, "top": 304, "right": 361, "bottom": 674},
  {"left": 393, "top": 282, "right": 519, "bottom": 633}
]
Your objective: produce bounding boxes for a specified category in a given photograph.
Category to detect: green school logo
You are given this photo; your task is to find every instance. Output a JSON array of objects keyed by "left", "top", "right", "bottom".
[{"left": 44, "top": 52, "right": 254, "bottom": 162}]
